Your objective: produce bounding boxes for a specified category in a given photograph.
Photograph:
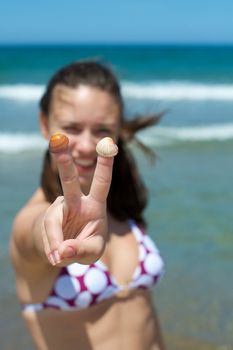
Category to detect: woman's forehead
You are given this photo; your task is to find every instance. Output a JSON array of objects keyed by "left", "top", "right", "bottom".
[
  {"left": 52, "top": 84, "right": 77, "bottom": 106},
  {"left": 51, "top": 84, "right": 119, "bottom": 111},
  {"left": 50, "top": 84, "right": 120, "bottom": 123}
]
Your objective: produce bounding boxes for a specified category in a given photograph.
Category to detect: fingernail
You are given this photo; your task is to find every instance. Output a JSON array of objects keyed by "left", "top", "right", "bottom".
[
  {"left": 52, "top": 250, "right": 61, "bottom": 264},
  {"left": 63, "top": 246, "right": 76, "bottom": 259}
]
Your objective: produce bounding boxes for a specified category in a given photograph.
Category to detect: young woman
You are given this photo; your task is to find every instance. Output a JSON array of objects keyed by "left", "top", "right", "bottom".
[{"left": 10, "top": 60, "right": 166, "bottom": 350}]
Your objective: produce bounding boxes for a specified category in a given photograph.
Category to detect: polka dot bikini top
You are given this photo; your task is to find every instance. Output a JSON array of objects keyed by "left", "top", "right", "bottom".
[{"left": 22, "top": 220, "right": 164, "bottom": 312}]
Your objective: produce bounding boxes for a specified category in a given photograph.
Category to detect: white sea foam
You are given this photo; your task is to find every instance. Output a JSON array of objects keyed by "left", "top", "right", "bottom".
[
  {"left": 0, "top": 133, "right": 47, "bottom": 153},
  {"left": 1, "top": 125, "right": 232, "bottom": 154},
  {"left": 123, "top": 81, "right": 233, "bottom": 101},
  {"left": 155, "top": 124, "right": 233, "bottom": 141},
  {"left": 137, "top": 123, "right": 233, "bottom": 147},
  {"left": 1, "top": 82, "right": 233, "bottom": 102},
  {"left": 0, "top": 84, "right": 45, "bottom": 101}
]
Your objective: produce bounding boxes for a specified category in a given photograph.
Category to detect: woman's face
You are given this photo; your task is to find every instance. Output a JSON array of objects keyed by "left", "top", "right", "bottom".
[{"left": 42, "top": 84, "right": 121, "bottom": 194}]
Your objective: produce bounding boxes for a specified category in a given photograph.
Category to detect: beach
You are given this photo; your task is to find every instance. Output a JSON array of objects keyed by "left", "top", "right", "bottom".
[{"left": 0, "top": 45, "right": 233, "bottom": 349}]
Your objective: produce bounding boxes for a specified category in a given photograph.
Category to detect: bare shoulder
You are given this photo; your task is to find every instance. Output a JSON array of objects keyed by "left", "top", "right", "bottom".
[{"left": 10, "top": 188, "right": 50, "bottom": 264}]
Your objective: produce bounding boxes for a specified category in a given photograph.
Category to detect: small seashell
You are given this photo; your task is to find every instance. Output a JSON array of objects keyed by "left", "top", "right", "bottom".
[
  {"left": 96, "top": 137, "right": 118, "bottom": 157},
  {"left": 49, "top": 132, "right": 69, "bottom": 153}
]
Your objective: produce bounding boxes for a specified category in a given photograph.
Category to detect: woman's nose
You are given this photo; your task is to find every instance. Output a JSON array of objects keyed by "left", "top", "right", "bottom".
[{"left": 72, "top": 130, "right": 96, "bottom": 155}]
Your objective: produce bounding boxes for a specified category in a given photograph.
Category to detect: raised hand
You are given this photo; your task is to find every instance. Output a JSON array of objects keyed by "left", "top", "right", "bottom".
[{"left": 42, "top": 133, "right": 118, "bottom": 266}]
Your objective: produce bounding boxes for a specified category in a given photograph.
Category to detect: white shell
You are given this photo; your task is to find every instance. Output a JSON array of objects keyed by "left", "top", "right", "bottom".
[{"left": 96, "top": 137, "right": 118, "bottom": 157}]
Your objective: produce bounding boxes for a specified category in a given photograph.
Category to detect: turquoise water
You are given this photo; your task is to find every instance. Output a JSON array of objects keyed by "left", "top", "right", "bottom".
[{"left": 0, "top": 45, "right": 233, "bottom": 349}]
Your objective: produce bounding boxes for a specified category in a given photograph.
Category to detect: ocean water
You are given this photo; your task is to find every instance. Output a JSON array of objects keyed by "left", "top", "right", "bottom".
[{"left": 0, "top": 45, "right": 233, "bottom": 350}]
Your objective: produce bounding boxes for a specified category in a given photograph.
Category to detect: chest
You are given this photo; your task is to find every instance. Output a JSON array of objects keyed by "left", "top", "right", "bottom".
[{"left": 21, "top": 221, "right": 164, "bottom": 311}]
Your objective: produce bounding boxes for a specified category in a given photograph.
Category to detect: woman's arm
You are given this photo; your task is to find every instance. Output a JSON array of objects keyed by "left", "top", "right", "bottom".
[
  {"left": 10, "top": 196, "right": 51, "bottom": 265},
  {"left": 151, "top": 297, "right": 166, "bottom": 350}
]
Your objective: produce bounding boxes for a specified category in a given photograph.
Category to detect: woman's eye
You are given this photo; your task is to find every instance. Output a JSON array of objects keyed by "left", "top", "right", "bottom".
[
  {"left": 63, "top": 127, "right": 81, "bottom": 134},
  {"left": 96, "top": 128, "right": 113, "bottom": 136}
]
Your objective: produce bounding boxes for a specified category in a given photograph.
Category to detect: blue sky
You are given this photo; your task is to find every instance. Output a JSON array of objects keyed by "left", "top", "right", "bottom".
[{"left": 1, "top": 0, "right": 233, "bottom": 45}]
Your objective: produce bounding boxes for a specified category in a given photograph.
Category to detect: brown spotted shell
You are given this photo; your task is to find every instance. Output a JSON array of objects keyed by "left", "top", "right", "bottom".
[
  {"left": 49, "top": 133, "right": 69, "bottom": 153},
  {"left": 96, "top": 137, "right": 118, "bottom": 157}
]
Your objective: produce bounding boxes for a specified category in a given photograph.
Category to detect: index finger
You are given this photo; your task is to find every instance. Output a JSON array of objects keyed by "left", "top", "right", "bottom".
[{"left": 49, "top": 133, "right": 81, "bottom": 203}]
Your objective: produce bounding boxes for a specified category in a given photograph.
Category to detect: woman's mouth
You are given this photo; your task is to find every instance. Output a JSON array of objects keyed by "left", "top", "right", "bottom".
[{"left": 74, "top": 158, "right": 96, "bottom": 172}]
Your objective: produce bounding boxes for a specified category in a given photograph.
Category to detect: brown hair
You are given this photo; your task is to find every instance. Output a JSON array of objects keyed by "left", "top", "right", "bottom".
[{"left": 40, "top": 60, "right": 161, "bottom": 226}]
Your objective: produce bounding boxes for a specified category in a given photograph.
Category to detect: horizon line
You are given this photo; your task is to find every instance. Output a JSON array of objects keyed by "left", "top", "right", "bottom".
[{"left": 1, "top": 41, "right": 233, "bottom": 47}]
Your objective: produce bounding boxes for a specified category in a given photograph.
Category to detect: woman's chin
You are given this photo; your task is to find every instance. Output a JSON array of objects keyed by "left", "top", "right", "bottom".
[
  {"left": 79, "top": 176, "right": 93, "bottom": 195},
  {"left": 75, "top": 164, "right": 96, "bottom": 194}
]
